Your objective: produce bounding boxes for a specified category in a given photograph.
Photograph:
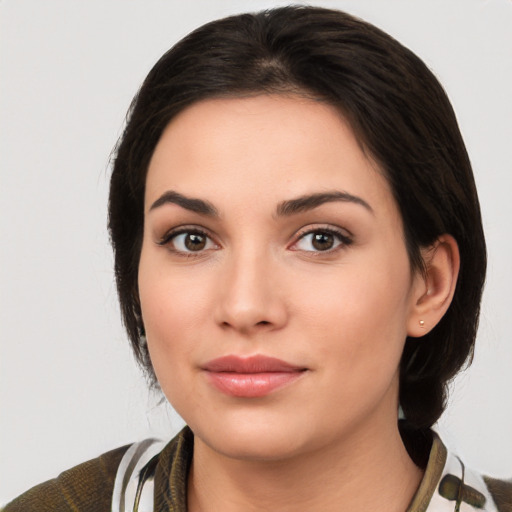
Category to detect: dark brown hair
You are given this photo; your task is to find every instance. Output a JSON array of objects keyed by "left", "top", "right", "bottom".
[{"left": 108, "top": 6, "right": 486, "bottom": 439}]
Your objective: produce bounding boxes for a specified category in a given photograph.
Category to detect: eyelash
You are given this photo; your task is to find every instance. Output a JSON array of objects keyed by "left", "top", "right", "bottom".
[
  {"left": 157, "top": 226, "right": 216, "bottom": 257},
  {"left": 291, "top": 226, "right": 353, "bottom": 254},
  {"left": 157, "top": 225, "right": 353, "bottom": 257}
]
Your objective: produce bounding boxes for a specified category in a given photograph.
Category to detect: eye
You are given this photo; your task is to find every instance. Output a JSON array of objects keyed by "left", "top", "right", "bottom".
[
  {"left": 292, "top": 228, "right": 352, "bottom": 252},
  {"left": 158, "top": 228, "right": 218, "bottom": 254}
]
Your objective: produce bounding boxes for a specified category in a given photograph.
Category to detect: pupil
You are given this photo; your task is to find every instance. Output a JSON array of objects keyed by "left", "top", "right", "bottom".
[
  {"left": 185, "top": 233, "right": 206, "bottom": 251},
  {"left": 312, "top": 232, "right": 333, "bottom": 250}
]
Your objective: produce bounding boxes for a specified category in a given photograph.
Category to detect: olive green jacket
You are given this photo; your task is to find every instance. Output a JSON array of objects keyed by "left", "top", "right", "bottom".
[{"left": 4, "top": 427, "right": 511, "bottom": 511}]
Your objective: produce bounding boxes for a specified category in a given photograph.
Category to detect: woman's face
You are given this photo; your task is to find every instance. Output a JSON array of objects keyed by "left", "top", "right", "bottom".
[{"left": 139, "top": 95, "right": 424, "bottom": 460}]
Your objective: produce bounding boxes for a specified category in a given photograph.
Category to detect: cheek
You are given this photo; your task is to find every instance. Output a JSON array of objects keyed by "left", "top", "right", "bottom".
[
  {"left": 139, "top": 240, "right": 213, "bottom": 325},
  {"left": 137, "top": 252, "right": 214, "bottom": 382},
  {"left": 139, "top": 279, "right": 204, "bottom": 412},
  {"left": 291, "top": 254, "right": 412, "bottom": 376},
  {"left": 141, "top": 277, "right": 208, "bottom": 335}
]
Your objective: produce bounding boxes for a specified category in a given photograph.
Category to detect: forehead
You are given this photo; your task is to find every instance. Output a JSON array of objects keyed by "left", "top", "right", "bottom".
[{"left": 145, "top": 95, "right": 395, "bottom": 217}]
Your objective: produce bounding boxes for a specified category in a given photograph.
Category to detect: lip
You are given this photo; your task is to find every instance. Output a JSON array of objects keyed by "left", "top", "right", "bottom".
[{"left": 202, "top": 355, "right": 307, "bottom": 398}]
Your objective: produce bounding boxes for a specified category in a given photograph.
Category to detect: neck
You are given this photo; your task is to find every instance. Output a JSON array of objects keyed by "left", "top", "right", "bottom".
[{"left": 187, "top": 417, "right": 423, "bottom": 512}]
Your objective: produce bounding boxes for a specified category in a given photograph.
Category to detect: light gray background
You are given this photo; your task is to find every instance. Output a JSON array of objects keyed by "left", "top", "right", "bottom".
[{"left": 1, "top": 0, "right": 511, "bottom": 504}]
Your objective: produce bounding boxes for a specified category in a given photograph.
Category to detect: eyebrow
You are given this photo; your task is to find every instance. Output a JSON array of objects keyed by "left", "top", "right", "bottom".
[
  {"left": 276, "top": 191, "right": 373, "bottom": 216},
  {"left": 149, "top": 190, "right": 219, "bottom": 217},
  {"left": 149, "top": 189, "right": 372, "bottom": 218}
]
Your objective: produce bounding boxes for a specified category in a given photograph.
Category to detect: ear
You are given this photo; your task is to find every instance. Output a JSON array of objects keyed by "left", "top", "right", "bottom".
[{"left": 407, "top": 234, "right": 460, "bottom": 337}]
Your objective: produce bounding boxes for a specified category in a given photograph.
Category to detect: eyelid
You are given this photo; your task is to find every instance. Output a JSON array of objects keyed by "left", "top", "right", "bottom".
[
  {"left": 290, "top": 224, "right": 353, "bottom": 252},
  {"left": 156, "top": 225, "right": 220, "bottom": 253},
  {"left": 155, "top": 223, "right": 352, "bottom": 255}
]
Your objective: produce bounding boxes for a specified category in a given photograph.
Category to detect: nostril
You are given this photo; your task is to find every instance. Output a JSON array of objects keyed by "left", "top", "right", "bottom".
[{"left": 257, "top": 321, "right": 271, "bottom": 326}]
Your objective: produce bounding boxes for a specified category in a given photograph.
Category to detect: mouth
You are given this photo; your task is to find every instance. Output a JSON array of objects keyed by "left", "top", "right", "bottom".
[{"left": 202, "top": 355, "right": 308, "bottom": 398}]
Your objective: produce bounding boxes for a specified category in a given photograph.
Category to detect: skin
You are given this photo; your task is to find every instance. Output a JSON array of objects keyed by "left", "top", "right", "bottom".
[{"left": 138, "top": 95, "right": 459, "bottom": 511}]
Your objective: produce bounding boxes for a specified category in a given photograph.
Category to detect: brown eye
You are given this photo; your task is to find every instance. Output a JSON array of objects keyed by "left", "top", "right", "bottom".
[
  {"left": 161, "top": 230, "right": 217, "bottom": 253},
  {"left": 184, "top": 233, "right": 207, "bottom": 251},
  {"left": 293, "top": 228, "right": 352, "bottom": 253},
  {"left": 311, "top": 232, "right": 335, "bottom": 251}
]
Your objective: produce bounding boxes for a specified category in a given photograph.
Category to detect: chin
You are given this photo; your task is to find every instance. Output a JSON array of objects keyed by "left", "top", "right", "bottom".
[
  {"left": 205, "top": 430, "right": 308, "bottom": 462},
  {"left": 188, "top": 411, "right": 317, "bottom": 462}
]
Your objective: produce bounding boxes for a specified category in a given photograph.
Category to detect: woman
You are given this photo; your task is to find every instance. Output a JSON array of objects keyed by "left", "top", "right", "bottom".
[{"left": 4, "top": 5, "right": 510, "bottom": 512}]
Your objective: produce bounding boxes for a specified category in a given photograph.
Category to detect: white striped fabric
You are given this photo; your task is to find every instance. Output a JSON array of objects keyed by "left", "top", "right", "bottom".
[{"left": 111, "top": 438, "right": 167, "bottom": 512}]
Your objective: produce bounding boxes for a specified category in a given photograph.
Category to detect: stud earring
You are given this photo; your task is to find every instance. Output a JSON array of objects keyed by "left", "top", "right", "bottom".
[{"left": 419, "top": 320, "right": 425, "bottom": 328}]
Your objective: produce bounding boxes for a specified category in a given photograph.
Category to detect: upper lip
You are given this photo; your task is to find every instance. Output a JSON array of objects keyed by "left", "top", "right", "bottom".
[{"left": 203, "top": 355, "right": 306, "bottom": 373}]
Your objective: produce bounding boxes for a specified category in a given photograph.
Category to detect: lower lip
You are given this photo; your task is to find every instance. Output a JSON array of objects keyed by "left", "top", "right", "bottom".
[{"left": 205, "top": 371, "right": 305, "bottom": 398}]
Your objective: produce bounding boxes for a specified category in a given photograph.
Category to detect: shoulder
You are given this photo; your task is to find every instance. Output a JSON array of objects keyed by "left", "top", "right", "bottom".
[
  {"left": 438, "top": 459, "right": 512, "bottom": 512},
  {"left": 417, "top": 432, "right": 512, "bottom": 512},
  {"left": 483, "top": 476, "right": 512, "bottom": 512},
  {"left": 114, "top": 428, "right": 193, "bottom": 512},
  {"left": 2, "top": 444, "right": 130, "bottom": 512},
  {"left": 3, "top": 428, "right": 193, "bottom": 512}
]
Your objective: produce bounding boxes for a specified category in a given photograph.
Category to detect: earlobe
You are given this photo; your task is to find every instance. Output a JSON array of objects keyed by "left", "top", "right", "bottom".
[{"left": 407, "top": 234, "right": 460, "bottom": 338}]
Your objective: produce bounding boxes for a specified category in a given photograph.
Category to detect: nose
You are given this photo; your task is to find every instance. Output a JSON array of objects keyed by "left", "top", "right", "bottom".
[{"left": 213, "top": 250, "right": 288, "bottom": 335}]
